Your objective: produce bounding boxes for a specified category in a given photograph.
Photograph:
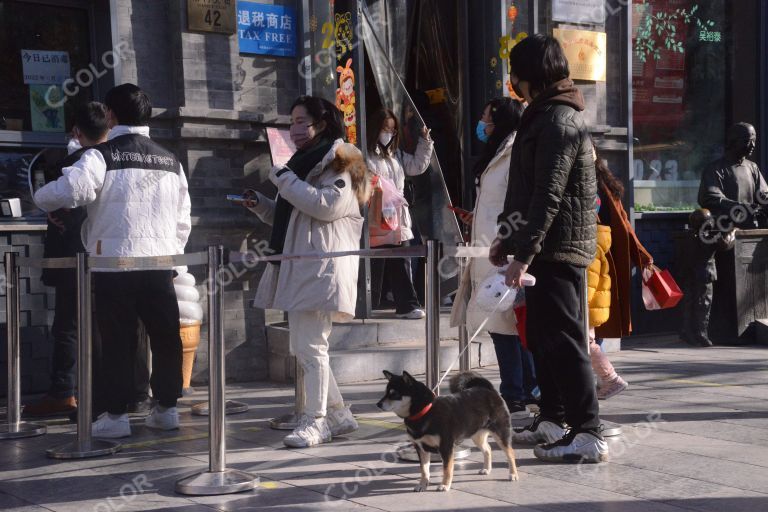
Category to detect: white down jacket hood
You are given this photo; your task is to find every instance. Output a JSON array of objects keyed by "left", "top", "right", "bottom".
[{"left": 250, "top": 140, "right": 371, "bottom": 320}]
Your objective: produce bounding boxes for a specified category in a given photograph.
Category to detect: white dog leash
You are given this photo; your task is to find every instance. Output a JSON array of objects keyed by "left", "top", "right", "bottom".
[{"left": 431, "top": 288, "right": 512, "bottom": 393}]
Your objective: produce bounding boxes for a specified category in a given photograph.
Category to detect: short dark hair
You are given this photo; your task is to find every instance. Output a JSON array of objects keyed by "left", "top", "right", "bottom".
[
  {"left": 367, "top": 108, "right": 399, "bottom": 155},
  {"left": 104, "top": 83, "right": 152, "bottom": 126},
  {"left": 509, "top": 34, "right": 570, "bottom": 94},
  {"left": 290, "top": 96, "right": 345, "bottom": 141},
  {"left": 73, "top": 101, "right": 109, "bottom": 141}
]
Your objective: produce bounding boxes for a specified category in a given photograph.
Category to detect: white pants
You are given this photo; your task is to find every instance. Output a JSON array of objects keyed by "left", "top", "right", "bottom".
[{"left": 288, "top": 310, "right": 344, "bottom": 417}]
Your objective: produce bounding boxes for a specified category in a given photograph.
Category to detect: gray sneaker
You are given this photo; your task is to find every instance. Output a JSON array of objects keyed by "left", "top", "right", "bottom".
[
  {"left": 512, "top": 415, "right": 567, "bottom": 445},
  {"left": 327, "top": 405, "right": 359, "bottom": 436},
  {"left": 283, "top": 414, "right": 332, "bottom": 448},
  {"left": 533, "top": 430, "right": 609, "bottom": 463}
]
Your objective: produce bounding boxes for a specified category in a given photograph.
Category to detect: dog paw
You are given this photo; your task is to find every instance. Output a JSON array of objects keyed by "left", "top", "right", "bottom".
[
  {"left": 478, "top": 468, "right": 490, "bottom": 476},
  {"left": 509, "top": 473, "right": 520, "bottom": 482},
  {"left": 436, "top": 485, "right": 451, "bottom": 492},
  {"left": 413, "top": 483, "right": 428, "bottom": 492}
]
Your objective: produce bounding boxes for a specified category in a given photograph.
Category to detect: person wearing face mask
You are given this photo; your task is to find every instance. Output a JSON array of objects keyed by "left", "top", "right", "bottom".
[
  {"left": 490, "top": 35, "right": 607, "bottom": 463},
  {"left": 242, "top": 96, "right": 372, "bottom": 448},
  {"left": 450, "top": 97, "right": 538, "bottom": 418},
  {"left": 366, "top": 108, "right": 434, "bottom": 319}
]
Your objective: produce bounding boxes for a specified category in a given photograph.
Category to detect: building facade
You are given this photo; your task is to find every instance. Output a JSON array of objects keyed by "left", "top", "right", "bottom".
[{"left": 1, "top": 0, "right": 766, "bottom": 394}]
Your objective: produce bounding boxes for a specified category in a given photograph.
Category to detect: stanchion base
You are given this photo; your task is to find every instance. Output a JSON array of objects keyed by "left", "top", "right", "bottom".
[
  {"left": 269, "top": 412, "right": 300, "bottom": 430},
  {"left": 601, "top": 420, "right": 623, "bottom": 438},
  {"left": 396, "top": 442, "right": 472, "bottom": 463},
  {"left": 46, "top": 439, "right": 121, "bottom": 459},
  {"left": 191, "top": 400, "right": 249, "bottom": 416},
  {"left": 0, "top": 422, "right": 47, "bottom": 440},
  {"left": 175, "top": 469, "right": 259, "bottom": 496}
]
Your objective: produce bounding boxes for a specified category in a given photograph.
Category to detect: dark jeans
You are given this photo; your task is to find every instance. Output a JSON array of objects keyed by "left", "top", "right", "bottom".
[
  {"left": 94, "top": 270, "right": 182, "bottom": 414},
  {"left": 489, "top": 332, "right": 537, "bottom": 403},
  {"left": 371, "top": 243, "right": 421, "bottom": 314},
  {"left": 525, "top": 260, "right": 600, "bottom": 431},
  {"left": 49, "top": 283, "right": 77, "bottom": 398}
]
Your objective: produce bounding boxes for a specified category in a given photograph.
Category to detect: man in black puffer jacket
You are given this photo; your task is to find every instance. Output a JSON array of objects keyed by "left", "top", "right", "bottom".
[{"left": 491, "top": 34, "right": 606, "bottom": 463}]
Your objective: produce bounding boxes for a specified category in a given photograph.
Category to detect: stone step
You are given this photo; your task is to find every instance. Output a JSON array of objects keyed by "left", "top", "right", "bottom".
[{"left": 755, "top": 319, "right": 768, "bottom": 345}]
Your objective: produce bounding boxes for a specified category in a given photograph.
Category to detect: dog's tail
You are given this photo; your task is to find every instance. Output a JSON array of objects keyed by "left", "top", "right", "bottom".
[{"left": 449, "top": 371, "right": 495, "bottom": 394}]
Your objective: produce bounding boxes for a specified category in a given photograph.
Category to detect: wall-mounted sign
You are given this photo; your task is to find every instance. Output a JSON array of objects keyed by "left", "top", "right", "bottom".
[
  {"left": 188, "top": 0, "right": 236, "bottom": 34},
  {"left": 237, "top": 1, "right": 296, "bottom": 57},
  {"left": 29, "top": 84, "right": 65, "bottom": 132},
  {"left": 21, "top": 50, "right": 70, "bottom": 84},
  {"left": 266, "top": 127, "right": 296, "bottom": 167},
  {"left": 552, "top": 0, "right": 605, "bottom": 25},
  {"left": 553, "top": 28, "right": 607, "bottom": 82}
]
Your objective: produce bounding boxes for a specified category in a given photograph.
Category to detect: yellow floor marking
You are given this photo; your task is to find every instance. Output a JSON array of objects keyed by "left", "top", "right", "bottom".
[
  {"left": 121, "top": 432, "right": 208, "bottom": 449},
  {"left": 661, "top": 378, "right": 734, "bottom": 388},
  {"left": 357, "top": 417, "right": 405, "bottom": 431},
  {"left": 259, "top": 481, "right": 280, "bottom": 489}
]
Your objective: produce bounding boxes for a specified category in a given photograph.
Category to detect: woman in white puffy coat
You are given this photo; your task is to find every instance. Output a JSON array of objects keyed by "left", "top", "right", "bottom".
[
  {"left": 366, "top": 108, "right": 434, "bottom": 319},
  {"left": 243, "top": 97, "right": 371, "bottom": 448},
  {"left": 450, "top": 98, "right": 537, "bottom": 417}
]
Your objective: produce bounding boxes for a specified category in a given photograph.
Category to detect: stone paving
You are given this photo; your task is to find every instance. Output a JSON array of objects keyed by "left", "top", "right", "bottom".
[{"left": 2, "top": 336, "right": 768, "bottom": 511}]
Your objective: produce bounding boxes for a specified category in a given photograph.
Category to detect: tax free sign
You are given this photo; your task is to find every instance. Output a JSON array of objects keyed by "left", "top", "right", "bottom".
[{"left": 237, "top": 1, "right": 296, "bottom": 57}]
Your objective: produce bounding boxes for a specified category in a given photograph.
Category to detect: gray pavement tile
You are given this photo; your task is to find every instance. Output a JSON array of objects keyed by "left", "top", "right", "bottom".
[
  {"left": 0, "top": 490, "right": 53, "bottom": 512},
  {"left": 186, "top": 479, "right": 372, "bottom": 511},
  {"left": 631, "top": 429, "right": 768, "bottom": 467},
  {"left": 659, "top": 496, "right": 768, "bottom": 512}
]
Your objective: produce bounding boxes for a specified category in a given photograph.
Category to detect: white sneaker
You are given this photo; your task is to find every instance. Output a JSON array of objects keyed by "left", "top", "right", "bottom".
[
  {"left": 283, "top": 414, "right": 332, "bottom": 448},
  {"left": 396, "top": 308, "right": 426, "bottom": 319},
  {"left": 512, "top": 415, "right": 567, "bottom": 445},
  {"left": 92, "top": 412, "right": 131, "bottom": 438},
  {"left": 533, "top": 431, "right": 609, "bottom": 463},
  {"left": 145, "top": 406, "right": 179, "bottom": 431},
  {"left": 327, "top": 405, "right": 359, "bottom": 436}
]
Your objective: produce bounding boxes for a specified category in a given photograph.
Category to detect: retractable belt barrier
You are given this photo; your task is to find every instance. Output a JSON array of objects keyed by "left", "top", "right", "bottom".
[{"left": 6, "top": 242, "right": 609, "bottom": 494}]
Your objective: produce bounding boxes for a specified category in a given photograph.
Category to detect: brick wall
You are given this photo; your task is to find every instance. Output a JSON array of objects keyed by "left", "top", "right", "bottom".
[{"left": 0, "top": 230, "right": 55, "bottom": 396}]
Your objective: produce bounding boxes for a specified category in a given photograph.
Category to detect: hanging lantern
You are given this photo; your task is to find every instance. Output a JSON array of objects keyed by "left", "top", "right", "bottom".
[{"left": 508, "top": 5, "right": 518, "bottom": 23}]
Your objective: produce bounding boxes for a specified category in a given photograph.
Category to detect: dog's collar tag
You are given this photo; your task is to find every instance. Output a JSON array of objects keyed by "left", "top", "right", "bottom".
[{"left": 407, "top": 402, "right": 433, "bottom": 421}]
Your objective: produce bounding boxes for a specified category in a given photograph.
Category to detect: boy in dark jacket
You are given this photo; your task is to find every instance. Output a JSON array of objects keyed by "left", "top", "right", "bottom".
[{"left": 24, "top": 102, "right": 109, "bottom": 417}]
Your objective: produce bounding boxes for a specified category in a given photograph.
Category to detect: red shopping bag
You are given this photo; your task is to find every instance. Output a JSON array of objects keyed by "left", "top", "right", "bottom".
[
  {"left": 642, "top": 266, "right": 684, "bottom": 310},
  {"left": 513, "top": 305, "right": 528, "bottom": 350}
]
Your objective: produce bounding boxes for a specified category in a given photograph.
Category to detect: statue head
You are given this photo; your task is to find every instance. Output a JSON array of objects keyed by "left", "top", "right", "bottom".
[
  {"left": 689, "top": 208, "right": 712, "bottom": 231},
  {"left": 725, "top": 122, "right": 757, "bottom": 160}
]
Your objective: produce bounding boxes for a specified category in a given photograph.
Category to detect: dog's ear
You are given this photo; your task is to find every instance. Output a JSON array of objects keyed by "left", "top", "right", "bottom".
[
  {"left": 383, "top": 370, "right": 395, "bottom": 381},
  {"left": 402, "top": 371, "right": 415, "bottom": 385}
]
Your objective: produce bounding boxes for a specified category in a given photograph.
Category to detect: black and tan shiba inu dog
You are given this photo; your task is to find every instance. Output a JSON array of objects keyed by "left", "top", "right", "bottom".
[{"left": 377, "top": 370, "right": 519, "bottom": 492}]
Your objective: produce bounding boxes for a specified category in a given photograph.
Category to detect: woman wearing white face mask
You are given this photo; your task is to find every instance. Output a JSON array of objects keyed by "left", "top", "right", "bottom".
[
  {"left": 366, "top": 108, "right": 433, "bottom": 319},
  {"left": 240, "top": 96, "right": 372, "bottom": 448}
]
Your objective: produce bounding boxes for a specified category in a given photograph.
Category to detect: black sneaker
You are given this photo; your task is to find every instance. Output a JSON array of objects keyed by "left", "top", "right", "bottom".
[
  {"left": 127, "top": 397, "right": 154, "bottom": 416},
  {"left": 504, "top": 399, "right": 531, "bottom": 420},
  {"left": 533, "top": 428, "right": 609, "bottom": 463},
  {"left": 512, "top": 415, "right": 567, "bottom": 445}
]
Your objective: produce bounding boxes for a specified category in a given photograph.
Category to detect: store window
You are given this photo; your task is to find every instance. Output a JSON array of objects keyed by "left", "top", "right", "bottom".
[
  {"left": 631, "top": 0, "right": 760, "bottom": 211},
  {"left": 0, "top": 0, "right": 93, "bottom": 218}
]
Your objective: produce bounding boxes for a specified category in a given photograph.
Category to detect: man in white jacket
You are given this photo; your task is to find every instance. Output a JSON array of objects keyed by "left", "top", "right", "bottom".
[{"left": 34, "top": 83, "right": 192, "bottom": 438}]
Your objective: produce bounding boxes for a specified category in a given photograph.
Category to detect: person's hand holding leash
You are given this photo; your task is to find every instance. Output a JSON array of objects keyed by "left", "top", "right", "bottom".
[{"left": 504, "top": 259, "right": 528, "bottom": 288}]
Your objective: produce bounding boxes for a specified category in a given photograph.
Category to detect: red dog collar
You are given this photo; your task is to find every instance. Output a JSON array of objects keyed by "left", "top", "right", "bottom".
[{"left": 407, "top": 402, "right": 433, "bottom": 421}]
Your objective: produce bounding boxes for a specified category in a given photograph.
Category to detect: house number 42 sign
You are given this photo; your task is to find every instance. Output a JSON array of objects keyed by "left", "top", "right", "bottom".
[{"left": 188, "top": 0, "right": 237, "bottom": 35}]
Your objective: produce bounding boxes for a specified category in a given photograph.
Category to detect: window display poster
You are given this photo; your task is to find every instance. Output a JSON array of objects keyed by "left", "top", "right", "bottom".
[
  {"left": 266, "top": 127, "right": 296, "bottom": 167},
  {"left": 29, "top": 85, "right": 65, "bottom": 132},
  {"left": 21, "top": 49, "right": 71, "bottom": 84},
  {"left": 237, "top": 1, "right": 296, "bottom": 57},
  {"left": 631, "top": 0, "right": 687, "bottom": 127}
]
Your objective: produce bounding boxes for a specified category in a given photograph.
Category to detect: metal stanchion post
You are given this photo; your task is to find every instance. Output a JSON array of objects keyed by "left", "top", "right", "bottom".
[
  {"left": 176, "top": 245, "right": 258, "bottom": 495},
  {"left": 397, "top": 240, "right": 470, "bottom": 462},
  {"left": 582, "top": 267, "right": 622, "bottom": 438},
  {"left": 456, "top": 242, "right": 470, "bottom": 372},
  {"left": 47, "top": 253, "right": 120, "bottom": 458},
  {"left": 425, "top": 239, "right": 440, "bottom": 390},
  {"left": 0, "top": 251, "right": 46, "bottom": 439},
  {"left": 269, "top": 357, "right": 305, "bottom": 430}
]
